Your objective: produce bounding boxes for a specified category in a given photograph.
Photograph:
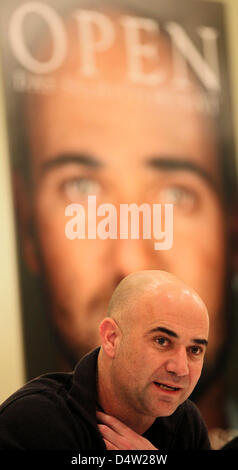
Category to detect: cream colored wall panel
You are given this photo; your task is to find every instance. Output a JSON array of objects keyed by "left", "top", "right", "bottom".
[{"left": 0, "top": 65, "right": 25, "bottom": 403}]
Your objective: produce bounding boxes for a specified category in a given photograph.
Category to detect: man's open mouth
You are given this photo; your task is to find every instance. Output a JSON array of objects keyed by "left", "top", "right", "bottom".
[{"left": 154, "top": 382, "right": 180, "bottom": 392}]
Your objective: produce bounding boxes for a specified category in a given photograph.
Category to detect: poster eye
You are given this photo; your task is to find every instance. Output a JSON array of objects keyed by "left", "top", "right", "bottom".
[{"left": 62, "top": 178, "right": 101, "bottom": 201}]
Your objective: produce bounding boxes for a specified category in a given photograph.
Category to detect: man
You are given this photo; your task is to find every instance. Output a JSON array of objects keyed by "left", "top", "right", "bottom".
[
  {"left": 4, "top": 0, "right": 237, "bottom": 439},
  {"left": 0, "top": 270, "right": 210, "bottom": 450}
]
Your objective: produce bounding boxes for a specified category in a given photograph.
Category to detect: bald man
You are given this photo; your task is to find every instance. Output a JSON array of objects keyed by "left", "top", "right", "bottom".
[{"left": 0, "top": 271, "right": 210, "bottom": 450}]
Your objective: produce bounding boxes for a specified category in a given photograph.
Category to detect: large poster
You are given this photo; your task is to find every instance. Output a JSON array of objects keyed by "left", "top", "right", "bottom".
[{"left": 0, "top": 0, "right": 237, "bottom": 447}]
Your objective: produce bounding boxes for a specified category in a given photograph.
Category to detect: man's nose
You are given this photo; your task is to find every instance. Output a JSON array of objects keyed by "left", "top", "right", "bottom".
[
  {"left": 114, "top": 238, "right": 157, "bottom": 276},
  {"left": 166, "top": 346, "right": 189, "bottom": 377}
]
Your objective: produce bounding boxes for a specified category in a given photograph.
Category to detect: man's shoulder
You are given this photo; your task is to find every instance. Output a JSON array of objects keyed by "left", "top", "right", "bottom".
[
  {"left": 0, "top": 372, "right": 78, "bottom": 449},
  {"left": 0, "top": 347, "right": 100, "bottom": 417},
  {"left": 0, "top": 371, "right": 73, "bottom": 415},
  {"left": 0, "top": 349, "right": 103, "bottom": 450},
  {"left": 166, "top": 398, "right": 206, "bottom": 429},
  {"left": 150, "top": 400, "right": 210, "bottom": 450},
  {"left": 170, "top": 399, "right": 211, "bottom": 449}
]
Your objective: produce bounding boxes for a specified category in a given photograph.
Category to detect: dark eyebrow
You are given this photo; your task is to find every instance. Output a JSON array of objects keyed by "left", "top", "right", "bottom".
[
  {"left": 146, "top": 157, "right": 218, "bottom": 192},
  {"left": 192, "top": 338, "right": 208, "bottom": 347},
  {"left": 41, "top": 152, "right": 104, "bottom": 176},
  {"left": 148, "top": 326, "right": 208, "bottom": 346},
  {"left": 148, "top": 326, "right": 178, "bottom": 338}
]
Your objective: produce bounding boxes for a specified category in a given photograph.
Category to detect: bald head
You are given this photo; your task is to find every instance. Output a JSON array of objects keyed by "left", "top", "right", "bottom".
[{"left": 106, "top": 270, "right": 209, "bottom": 335}]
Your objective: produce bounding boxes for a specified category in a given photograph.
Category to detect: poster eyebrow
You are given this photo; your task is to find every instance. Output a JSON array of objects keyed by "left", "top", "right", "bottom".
[
  {"left": 41, "top": 152, "right": 104, "bottom": 175},
  {"left": 146, "top": 157, "right": 218, "bottom": 192}
]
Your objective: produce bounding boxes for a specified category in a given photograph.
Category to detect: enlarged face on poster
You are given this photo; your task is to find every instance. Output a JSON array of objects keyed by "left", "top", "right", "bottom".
[{"left": 2, "top": 0, "right": 236, "bottom": 416}]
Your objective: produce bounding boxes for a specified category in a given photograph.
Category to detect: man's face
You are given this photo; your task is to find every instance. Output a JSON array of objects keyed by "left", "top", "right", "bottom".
[
  {"left": 111, "top": 285, "right": 209, "bottom": 419},
  {"left": 23, "top": 39, "right": 225, "bottom": 367}
]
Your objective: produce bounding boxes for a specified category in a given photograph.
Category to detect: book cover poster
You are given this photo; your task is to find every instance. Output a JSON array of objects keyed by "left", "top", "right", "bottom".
[{"left": 0, "top": 0, "right": 237, "bottom": 446}]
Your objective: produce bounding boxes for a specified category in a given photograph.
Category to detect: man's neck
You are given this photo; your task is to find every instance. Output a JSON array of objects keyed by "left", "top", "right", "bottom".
[{"left": 97, "top": 351, "right": 154, "bottom": 435}]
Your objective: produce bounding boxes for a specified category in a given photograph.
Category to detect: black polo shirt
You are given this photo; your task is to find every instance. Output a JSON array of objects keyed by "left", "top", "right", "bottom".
[{"left": 0, "top": 348, "right": 210, "bottom": 450}]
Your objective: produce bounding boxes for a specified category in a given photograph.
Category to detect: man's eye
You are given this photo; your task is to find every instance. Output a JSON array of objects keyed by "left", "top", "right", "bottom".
[
  {"left": 190, "top": 346, "right": 203, "bottom": 356},
  {"left": 61, "top": 178, "right": 101, "bottom": 201},
  {"left": 160, "top": 186, "right": 198, "bottom": 211},
  {"left": 155, "top": 337, "right": 169, "bottom": 347}
]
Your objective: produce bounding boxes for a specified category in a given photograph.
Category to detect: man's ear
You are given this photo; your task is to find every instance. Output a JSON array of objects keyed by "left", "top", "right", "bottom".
[
  {"left": 99, "top": 318, "right": 120, "bottom": 358},
  {"left": 13, "top": 172, "right": 40, "bottom": 274}
]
